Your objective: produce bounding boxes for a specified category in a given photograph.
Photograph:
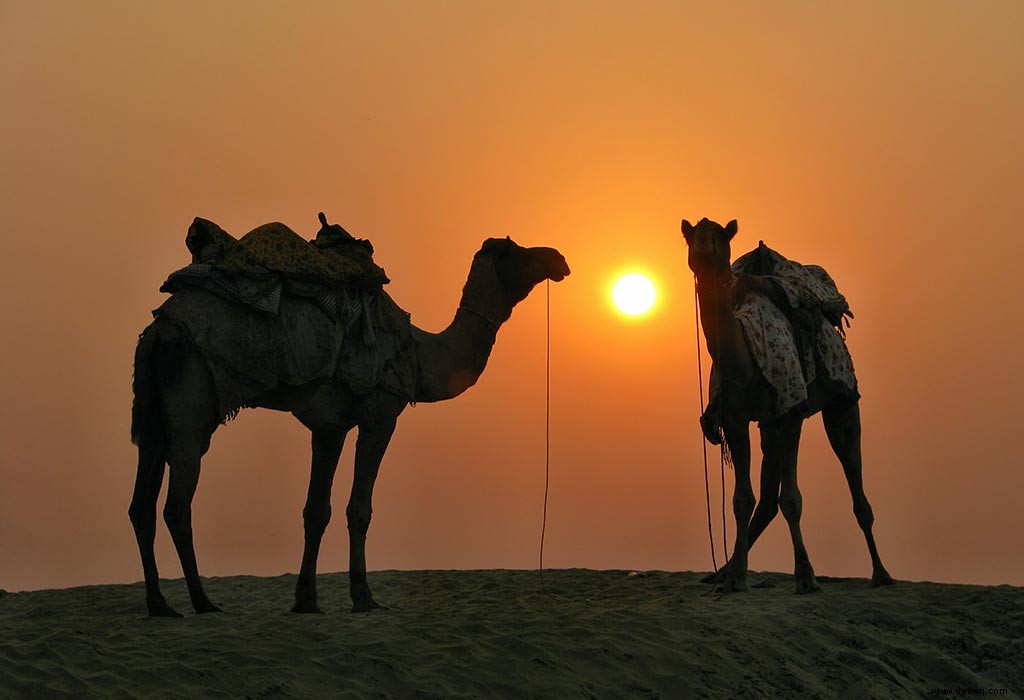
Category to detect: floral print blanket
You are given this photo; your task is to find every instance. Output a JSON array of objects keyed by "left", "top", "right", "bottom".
[{"left": 715, "top": 244, "right": 859, "bottom": 418}]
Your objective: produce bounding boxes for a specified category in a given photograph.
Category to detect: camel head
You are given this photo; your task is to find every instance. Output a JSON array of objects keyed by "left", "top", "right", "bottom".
[
  {"left": 682, "top": 217, "right": 737, "bottom": 280},
  {"left": 461, "top": 236, "right": 570, "bottom": 325}
]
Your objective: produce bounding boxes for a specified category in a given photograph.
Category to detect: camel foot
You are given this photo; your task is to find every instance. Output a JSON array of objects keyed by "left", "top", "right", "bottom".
[
  {"left": 350, "top": 598, "right": 386, "bottom": 613},
  {"left": 291, "top": 600, "right": 324, "bottom": 614},
  {"left": 700, "top": 568, "right": 728, "bottom": 585},
  {"left": 794, "top": 577, "right": 823, "bottom": 595},
  {"left": 794, "top": 563, "right": 822, "bottom": 595},
  {"left": 871, "top": 568, "right": 895, "bottom": 588},
  {"left": 721, "top": 575, "right": 748, "bottom": 594},
  {"left": 147, "top": 599, "right": 183, "bottom": 618},
  {"left": 194, "top": 599, "right": 224, "bottom": 614}
]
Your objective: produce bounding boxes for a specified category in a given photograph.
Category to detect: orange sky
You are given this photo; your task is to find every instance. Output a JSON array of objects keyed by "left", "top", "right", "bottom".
[{"left": 1, "top": 2, "right": 1022, "bottom": 592}]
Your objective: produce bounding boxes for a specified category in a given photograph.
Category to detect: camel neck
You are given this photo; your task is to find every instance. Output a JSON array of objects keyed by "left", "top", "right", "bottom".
[
  {"left": 695, "top": 269, "right": 751, "bottom": 381},
  {"left": 410, "top": 306, "right": 501, "bottom": 403}
]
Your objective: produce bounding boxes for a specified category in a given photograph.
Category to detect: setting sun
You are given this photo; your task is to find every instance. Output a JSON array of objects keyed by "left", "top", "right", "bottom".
[{"left": 612, "top": 273, "right": 657, "bottom": 316}]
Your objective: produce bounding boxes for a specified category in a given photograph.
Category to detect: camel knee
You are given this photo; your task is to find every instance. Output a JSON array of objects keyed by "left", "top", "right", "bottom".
[
  {"left": 853, "top": 499, "right": 874, "bottom": 530},
  {"left": 162, "top": 502, "right": 191, "bottom": 533},
  {"left": 346, "top": 503, "right": 371, "bottom": 534},
  {"left": 779, "top": 490, "right": 803, "bottom": 521},
  {"left": 128, "top": 501, "right": 156, "bottom": 533},
  {"left": 733, "top": 488, "right": 756, "bottom": 521},
  {"left": 303, "top": 503, "right": 332, "bottom": 534},
  {"left": 756, "top": 495, "right": 779, "bottom": 520}
]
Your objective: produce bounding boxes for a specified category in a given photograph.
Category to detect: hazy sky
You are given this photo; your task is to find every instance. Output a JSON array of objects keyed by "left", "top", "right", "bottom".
[{"left": 2, "top": 2, "right": 1022, "bottom": 592}]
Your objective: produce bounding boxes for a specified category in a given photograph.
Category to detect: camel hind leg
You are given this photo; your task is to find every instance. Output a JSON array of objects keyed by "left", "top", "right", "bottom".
[
  {"left": 822, "top": 398, "right": 894, "bottom": 587},
  {"left": 129, "top": 444, "right": 177, "bottom": 616},
  {"left": 748, "top": 426, "right": 783, "bottom": 551},
  {"left": 159, "top": 344, "right": 223, "bottom": 614},
  {"left": 163, "top": 441, "right": 221, "bottom": 614}
]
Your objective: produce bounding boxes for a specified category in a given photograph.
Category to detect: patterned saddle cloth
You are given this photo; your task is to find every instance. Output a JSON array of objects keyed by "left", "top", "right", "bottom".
[
  {"left": 160, "top": 213, "right": 390, "bottom": 316},
  {"left": 707, "top": 243, "right": 860, "bottom": 423},
  {"left": 173, "top": 213, "right": 387, "bottom": 288}
]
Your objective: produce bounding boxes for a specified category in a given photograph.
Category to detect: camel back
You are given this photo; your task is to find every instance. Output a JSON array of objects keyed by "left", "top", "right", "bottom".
[
  {"left": 147, "top": 216, "right": 416, "bottom": 423},
  {"left": 149, "top": 287, "right": 417, "bottom": 424}
]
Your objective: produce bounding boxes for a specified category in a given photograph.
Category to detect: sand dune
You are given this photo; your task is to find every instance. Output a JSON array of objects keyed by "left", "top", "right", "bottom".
[{"left": 1, "top": 570, "right": 1021, "bottom": 699}]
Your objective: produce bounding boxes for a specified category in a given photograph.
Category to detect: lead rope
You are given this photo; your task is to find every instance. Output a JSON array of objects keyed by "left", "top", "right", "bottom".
[
  {"left": 539, "top": 279, "right": 555, "bottom": 600},
  {"left": 713, "top": 277, "right": 729, "bottom": 568},
  {"left": 694, "top": 275, "right": 721, "bottom": 580}
]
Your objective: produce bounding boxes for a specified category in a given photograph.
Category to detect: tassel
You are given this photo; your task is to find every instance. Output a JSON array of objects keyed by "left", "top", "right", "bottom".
[{"left": 720, "top": 429, "right": 733, "bottom": 470}]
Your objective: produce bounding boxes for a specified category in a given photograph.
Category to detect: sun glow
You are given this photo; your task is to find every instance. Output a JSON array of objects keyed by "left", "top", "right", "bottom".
[{"left": 612, "top": 273, "right": 657, "bottom": 316}]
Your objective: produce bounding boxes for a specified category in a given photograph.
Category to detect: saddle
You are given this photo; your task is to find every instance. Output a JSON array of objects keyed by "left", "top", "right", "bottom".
[
  {"left": 732, "top": 241, "right": 853, "bottom": 335},
  {"left": 182, "top": 212, "right": 389, "bottom": 290},
  {"left": 701, "top": 242, "right": 860, "bottom": 438}
]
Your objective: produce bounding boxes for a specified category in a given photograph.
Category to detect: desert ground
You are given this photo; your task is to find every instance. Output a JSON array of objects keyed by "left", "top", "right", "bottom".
[{"left": 1, "top": 570, "right": 1020, "bottom": 699}]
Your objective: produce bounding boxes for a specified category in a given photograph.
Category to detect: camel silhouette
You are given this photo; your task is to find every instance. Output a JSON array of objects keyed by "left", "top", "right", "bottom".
[
  {"left": 130, "top": 230, "right": 570, "bottom": 616},
  {"left": 683, "top": 217, "right": 892, "bottom": 594}
]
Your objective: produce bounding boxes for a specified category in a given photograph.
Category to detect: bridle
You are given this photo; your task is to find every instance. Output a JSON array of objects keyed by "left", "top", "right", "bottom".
[{"left": 458, "top": 304, "right": 502, "bottom": 335}]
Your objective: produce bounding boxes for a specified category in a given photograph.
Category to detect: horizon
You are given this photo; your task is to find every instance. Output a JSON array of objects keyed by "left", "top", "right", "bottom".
[{"left": 2, "top": 1, "right": 1022, "bottom": 593}]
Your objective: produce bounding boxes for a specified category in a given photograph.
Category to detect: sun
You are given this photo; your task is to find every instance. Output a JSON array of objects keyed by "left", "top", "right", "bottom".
[{"left": 612, "top": 273, "right": 657, "bottom": 316}]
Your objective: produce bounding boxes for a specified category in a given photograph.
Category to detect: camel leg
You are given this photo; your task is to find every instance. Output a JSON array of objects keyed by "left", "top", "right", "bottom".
[
  {"left": 292, "top": 428, "right": 348, "bottom": 613},
  {"left": 822, "top": 399, "right": 894, "bottom": 587},
  {"left": 129, "top": 445, "right": 178, "bottom": 617},
  {"left": 701, "top": 427, "right": 781, "bottom": 585},
  {"left": 163, "top": 440, "right": 221, "bottom": 614},
  {"left": 347, "top": 419, "right": 396, "bottom": 613},
  {"left": 748, "top": 425, "right": 782, "bottom": 547},
  {"left": 776, "top": 418, "right": 820, "bottom": 594},
  {"left": 721, "top": 417, "right": 754, "bottom": 593}
]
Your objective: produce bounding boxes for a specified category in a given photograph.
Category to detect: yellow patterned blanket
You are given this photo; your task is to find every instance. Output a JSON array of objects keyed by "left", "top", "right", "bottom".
[{"left": 182, "top": 215, "right": 388, "bottom": 290}]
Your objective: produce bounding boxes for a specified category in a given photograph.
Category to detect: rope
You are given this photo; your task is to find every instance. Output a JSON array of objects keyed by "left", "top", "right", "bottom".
[
  {"left": 712, "top": 277, "right": 729, "bottom": 567},
  {"left": 694, "top": 276, "right": 721, "bottom": 577},
  {"left": 539, "top": 279, "right": 555, "bottom": 600}
]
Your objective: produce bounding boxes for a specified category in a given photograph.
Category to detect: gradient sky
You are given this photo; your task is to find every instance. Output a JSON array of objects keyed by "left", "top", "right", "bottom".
[{"left": 1, "top": 2, "right": 1022, "bottom": 592}]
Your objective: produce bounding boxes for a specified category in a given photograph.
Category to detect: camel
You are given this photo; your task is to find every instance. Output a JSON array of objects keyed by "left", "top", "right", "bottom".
[
  {"left": 129, "top": 232, "right": 570, "bottom": 616},
  {"left": 682, "top": 217, "right": 892, "bottom": 594}
]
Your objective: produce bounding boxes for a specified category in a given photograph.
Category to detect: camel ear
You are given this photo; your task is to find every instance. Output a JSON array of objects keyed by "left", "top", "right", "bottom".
[
  {"left": 681, "top": 219, "right": 693, "bottom": 242},
  {"left": 724, "top": 219, "right": 738, "bottom": 240}
]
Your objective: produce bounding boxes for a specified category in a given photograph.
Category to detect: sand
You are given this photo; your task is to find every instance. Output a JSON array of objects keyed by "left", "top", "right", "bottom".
[{"left": 1, "top": 570, "right": 1021, "bottom": 699}]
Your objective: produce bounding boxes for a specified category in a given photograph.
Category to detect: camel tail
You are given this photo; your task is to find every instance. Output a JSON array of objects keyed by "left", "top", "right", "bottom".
[{"left": 130, "top": 325, "right": 163, "bottom": 448}]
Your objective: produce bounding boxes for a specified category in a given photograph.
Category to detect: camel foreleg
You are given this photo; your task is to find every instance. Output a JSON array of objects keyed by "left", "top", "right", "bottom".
[
  {"left": 721, "top": 418, "right": 753, "bottom": 593},
  {"left": 293, "top": 428, "right": 348, "bottom": 613},
  {"left": 702, "top": 426, "right": 783, "bottom": 585},
  {"left": 776, "top": 418, "right": 820, "bottom": 594},
  {"left": 346, "top": 418, "right": 396, "bottom": 613}
]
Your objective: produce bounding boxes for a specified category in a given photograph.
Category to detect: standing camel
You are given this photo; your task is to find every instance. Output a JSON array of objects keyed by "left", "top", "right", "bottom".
[
  {"left": 682, "top": 217, "right": 892, "bottom": 594},
  {"left": 130, "top": 233, "right": 570, "bottom": 616}
]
